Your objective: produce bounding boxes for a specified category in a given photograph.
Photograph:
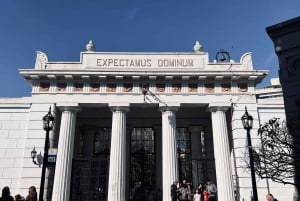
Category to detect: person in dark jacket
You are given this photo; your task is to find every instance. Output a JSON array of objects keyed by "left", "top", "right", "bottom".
[
  {"left": 266, "top": 193, "right": 278, "bottom": 201},
  {"left": 171, "top": 181, "right": 179, "bottom": 201},
  {"left": 25, "top": 186, "right": 37, "bottom": 201},
  {"left": 0, "top": 186, "right": 14, "bottom": 201}
]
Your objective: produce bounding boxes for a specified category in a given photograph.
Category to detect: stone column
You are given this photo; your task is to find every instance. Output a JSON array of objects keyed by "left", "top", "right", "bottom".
[
  {"left": 107, "top": 104, "right": 129, "bottom": 201},
  {"left": 160, "top": 104, "right": 179, "bottom": 201},
  {"left": 209, "top": 103, "right": 235, "bottom": 201},
  {"left": 52, "top": 104, "right": 80, "bottom": 201}
]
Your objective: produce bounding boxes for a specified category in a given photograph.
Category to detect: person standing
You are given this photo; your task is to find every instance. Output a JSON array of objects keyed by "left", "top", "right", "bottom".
[
  {"left": 205, "top": 180, "right": 217, "bottom": 201},
  {"left": 0, "top": 186, "right": 14, "bottom": 201},
  {"left": 25, "top": 186, "right": 37, "bottom": 201},
  {"left": 193, "top": 189, "right": 201, "bottom": 201},
  {"left": 171, "top": 181, "right": 179, "bottom": 201},
  {"left": 187, "top": 183, "right": 193, "bottom": 201},
  {"left": 203, "top": 190, "right": 209, "bottom": 201},
  {"left": 196, "top": 183, "right": 204, "bottom": 201},
  {"left": 179, "top": 179, "right": 189, "bottom": 201}
]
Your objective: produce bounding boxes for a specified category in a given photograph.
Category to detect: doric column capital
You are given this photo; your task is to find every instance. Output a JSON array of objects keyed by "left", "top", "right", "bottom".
[
  {"left": 159, "top": 103, "right": 180, "bottom": 113},
  {"left": 109, "top": 103, "right": 130, "bottom": 112},
  {"left": 56, "top": 103, "right": 80, "bottom": 113},
  {"left": 208, "top": 102, "right": 231, "bottom": 113}
]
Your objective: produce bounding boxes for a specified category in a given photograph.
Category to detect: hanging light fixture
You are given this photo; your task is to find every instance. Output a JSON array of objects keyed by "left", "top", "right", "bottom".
[
  {"left": 215, "top": 49, "right": 231, "bottom": 62},
  {"left": 241, "top": 106, "right": 253, "bottom": 130}
]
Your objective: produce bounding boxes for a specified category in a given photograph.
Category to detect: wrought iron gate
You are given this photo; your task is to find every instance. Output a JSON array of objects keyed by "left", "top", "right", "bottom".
[{"left": 70, "top": 157, "right": 109, "bottom": 201}]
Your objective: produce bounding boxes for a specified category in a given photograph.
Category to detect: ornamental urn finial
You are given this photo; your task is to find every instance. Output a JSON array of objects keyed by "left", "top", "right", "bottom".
[
  {"left": 193, "top": 41, "right": 202, "bottom": 53},
  {"left": 86, "top": 40, "right": 95, "bottom": 52}
]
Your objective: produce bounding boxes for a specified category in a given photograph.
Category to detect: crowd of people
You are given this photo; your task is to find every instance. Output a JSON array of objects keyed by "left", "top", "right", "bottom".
[
  {"left": 171, "top": 179, "right": 217, "bottom": 201},
  {"left": 1, "top": 183, "right": 278, "bottom": 201},
  {"left": 0, "top": 186, "right": 37, "bottom": 201},
  {"left": 171, "top": 180, "right": 279, "bottom": 201}
]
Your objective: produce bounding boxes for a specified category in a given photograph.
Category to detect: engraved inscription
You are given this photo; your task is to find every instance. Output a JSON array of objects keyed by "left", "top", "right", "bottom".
[{"left": 96, "top": 58, "right": 194, "bottom": 67}]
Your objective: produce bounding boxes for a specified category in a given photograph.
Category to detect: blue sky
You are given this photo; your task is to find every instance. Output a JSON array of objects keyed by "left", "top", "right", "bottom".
[{"left": 0, "top": 1, "right": 299, "bottom": 97}]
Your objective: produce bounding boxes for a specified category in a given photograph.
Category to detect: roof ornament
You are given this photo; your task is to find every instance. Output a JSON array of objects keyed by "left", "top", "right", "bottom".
[
  {"left": 193, "top": 41, "right": 203, "bottom": 53},
  {"left": 35, "top": 51, "right": 48, "bottom": 69},
  {"left": 86, "top": 40, "right": 95, "bottom": 52},
  {"left": 215, "top": 49, "right": 230, "bottom": 63},
  {"left": 240, "top": 52, "right": 253, "bottom": 70}
]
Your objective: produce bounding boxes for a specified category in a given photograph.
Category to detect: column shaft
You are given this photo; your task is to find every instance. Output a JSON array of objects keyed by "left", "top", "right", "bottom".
[
  {"left": 161, "top": 107, "right": 179, "bottom": 201},
  {"left": 210, "top": 107, "right": 235, "bottom": 201},
  {"left": 107, "top": 106, "right": 129, "bottom": 201},
  {"left": 52, "top": 106, "right": 79, "bottom": 201}
]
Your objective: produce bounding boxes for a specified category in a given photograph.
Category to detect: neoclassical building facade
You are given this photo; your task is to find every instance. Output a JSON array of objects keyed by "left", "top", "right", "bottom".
[{"left": 0, "top": 41, "right": 293, "bottom": 201}]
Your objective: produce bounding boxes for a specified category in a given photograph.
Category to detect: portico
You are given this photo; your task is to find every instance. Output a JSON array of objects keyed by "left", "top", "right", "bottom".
[{"left": 17, "top": 41, "right": 267, "bottom": 201}]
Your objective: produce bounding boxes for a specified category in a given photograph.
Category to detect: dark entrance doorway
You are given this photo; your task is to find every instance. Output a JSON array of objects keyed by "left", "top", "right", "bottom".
[
  {"left": 130, "top": 128, "right": 157, "bottom": 201},
  {"left": 71, "top": 127, "right": 111, "bottom": 201}
]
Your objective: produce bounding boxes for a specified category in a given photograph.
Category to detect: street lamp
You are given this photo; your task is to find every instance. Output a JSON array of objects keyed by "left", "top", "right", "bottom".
[
  {"left": 39, "top": 107, "right": 55, "bottom": 201},
  {"left": 241, "top": 106, "right": 258, "bottom": 201},
  {"left": 31, "top": 147, "right": 43, "bottom": 167}
]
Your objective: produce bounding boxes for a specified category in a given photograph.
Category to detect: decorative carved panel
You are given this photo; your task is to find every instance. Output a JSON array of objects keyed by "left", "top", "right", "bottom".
[
  {"left": 90, "top": 83, "right": 100, "bottom": 92},
  {"left": 123, "top": 83, "right": 133, "bottom": 92},
  {"left": 39, "top": 82, "right": 50, "bottom": 92},
  {"left": 156, "top": 84, "right": 165, "bottom": 93},
  {"left": 188, "top": 83, "right": 198, "bottom": 92},
  {"left": 73, "top": 83, "right": 83, "bottom": 92},
  {"left": 172, "top": 83, "right": 181, "bottom": 93},
  {"left": 238, "top": 83, "right": 248, "bottom": 92},
  {"left": 221, "top": 83, "right": 231, "bottom": 92},
  {"left": 57, "top": 83, "right": 67, "bottom": 92},
  {"left": 106, "top": 84, "right": 116, "bottom": 92},
  {"left": 205, "top": 83, "right": 214, "bottom": 93}
]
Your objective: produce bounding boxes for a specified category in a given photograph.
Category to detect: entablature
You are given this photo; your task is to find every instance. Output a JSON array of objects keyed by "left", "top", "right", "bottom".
[
  {"left": 20, "top": 69, "right": 267, "bottom": 83},
  {"left": 19, "top": 45, "right": 268, "bottom": 97}
]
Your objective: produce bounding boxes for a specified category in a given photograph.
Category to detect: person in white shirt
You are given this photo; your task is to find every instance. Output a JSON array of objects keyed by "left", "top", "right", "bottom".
[{"left": 193, "top": 189, "right": 201, "bottom": 201}]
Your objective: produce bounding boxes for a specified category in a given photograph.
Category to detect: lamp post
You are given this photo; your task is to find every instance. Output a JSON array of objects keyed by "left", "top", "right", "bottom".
[
  {"left": 39, "top": 107, "right": 55, "bottom": 201},
  {"left": 31, "top": 147, "right": 43, "bottom": 167},
  {"left": 241, "top": 107, "right": 258, "bottom": 201}
]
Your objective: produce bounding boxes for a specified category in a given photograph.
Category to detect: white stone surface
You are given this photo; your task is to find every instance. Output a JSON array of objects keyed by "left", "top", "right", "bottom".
[
  {"left": 160, "top": 106, "right": 179, "bottom": 201},
  {"left": 209, "top": 105, "right": 235, "bottom": 201},
  {"left": 52, "top": 106, "right": 79, "bottom": 201},
  {"left": 107, "top": 106, "right": 129, "bottom": 201}
]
